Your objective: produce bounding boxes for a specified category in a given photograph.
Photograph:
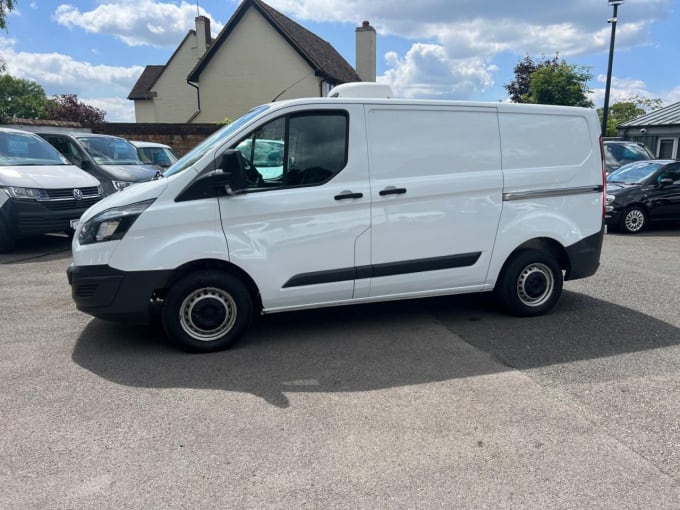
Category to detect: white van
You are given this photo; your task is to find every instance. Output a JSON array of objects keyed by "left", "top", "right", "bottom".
[
  {"left": 1, "top": 128, "right": 103, "bottom": 252},
  {"left": 67, "top": 85, "right": 604, "bottom": 352}
]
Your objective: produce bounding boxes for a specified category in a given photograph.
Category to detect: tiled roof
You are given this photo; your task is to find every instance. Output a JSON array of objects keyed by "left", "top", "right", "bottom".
[
  {"left": 127, "top": 65, "right": 165, "bottom": 100},
  {"left": 619, "top": 101, "right": 680, "bottom": 127},
  {"left": 187, "top": 0, "right": 359, "bottom": 84}
]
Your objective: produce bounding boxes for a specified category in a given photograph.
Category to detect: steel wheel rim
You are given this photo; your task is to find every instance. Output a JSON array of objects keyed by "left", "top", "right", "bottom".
[
  {"left": 624, "top": 209, "right": 645, "bottom": 232},
  {"left": 516, "top": 263, "right": 554, "bottom": 307},
  {"left": 179, "top": 287, "right": 237, "bottom": 342}
]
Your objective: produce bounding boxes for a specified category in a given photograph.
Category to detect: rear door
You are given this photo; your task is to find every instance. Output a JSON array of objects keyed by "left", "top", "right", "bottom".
[{"left": 365, "top": 105, "right": 503, "bottom": 297}]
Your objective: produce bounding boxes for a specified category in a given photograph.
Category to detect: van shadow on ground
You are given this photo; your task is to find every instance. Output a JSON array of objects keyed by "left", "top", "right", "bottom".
[{"left": 71, "top": 291, "right": 680, "bottom": 408}]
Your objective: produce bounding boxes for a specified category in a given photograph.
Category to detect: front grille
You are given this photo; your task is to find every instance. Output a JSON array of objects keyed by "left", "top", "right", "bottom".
[
  {"left": 42, "top": 197, "right": 101, "bottom": 211},
  {"left": 18, "top": 217, "right": 71, "bottom": 234},
  {"left": 45, "top": 187, "right": 100, "bottom": 200}
]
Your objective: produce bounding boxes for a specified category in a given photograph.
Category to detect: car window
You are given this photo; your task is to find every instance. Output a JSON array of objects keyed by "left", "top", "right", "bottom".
[
  {"left": 658, "top": 165, "right": 680, "bottom": 184},
  {"left": 77, "top": 136, "right": 142, "bottom": 165},
  {"left": 233, "top": 110, "right": 348, "bottom": 188},
  {"left": 607, "top": 161, "right": 664, "bottom": 184},
  {"left": 0, "top": 131, "right": 69, "bottom": 166}
]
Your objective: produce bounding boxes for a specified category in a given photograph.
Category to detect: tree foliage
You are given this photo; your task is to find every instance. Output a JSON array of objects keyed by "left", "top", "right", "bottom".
[
  {"left": 0, "top": 0, "right": 16, "bottom": 31},
  {"left": 505, "top": 54, "right": 593, "bottom": 108},
  {"left": 0, "top": 73, "right": 48, "bottom": 122},
  {"left": 45, "top": 94, "right": 106, "bottom": 126},
  {"left": 598, "top": 96, "right": 663, "bottom": 136}
]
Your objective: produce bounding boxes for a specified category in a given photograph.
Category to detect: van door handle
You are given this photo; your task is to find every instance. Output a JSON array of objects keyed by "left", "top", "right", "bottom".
[
  {"left": 379, "top": 187, "right": 407, "bottom": 196},
  {"left": 334, "top": 192, "right": 363, "bottom": 200}
]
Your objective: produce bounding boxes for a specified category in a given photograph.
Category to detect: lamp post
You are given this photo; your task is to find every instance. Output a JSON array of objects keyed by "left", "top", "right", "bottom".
[{"left": 602, "top": 0, "right": 623, "bottom": 136}]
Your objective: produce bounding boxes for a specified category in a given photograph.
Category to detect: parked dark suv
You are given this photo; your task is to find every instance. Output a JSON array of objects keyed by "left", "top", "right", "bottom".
[
  {"left": 39, "top": 133, "right": 159, "bottom": 195},
  {"left": 603, "top": 140, "right": 654, "bottom": 174}
]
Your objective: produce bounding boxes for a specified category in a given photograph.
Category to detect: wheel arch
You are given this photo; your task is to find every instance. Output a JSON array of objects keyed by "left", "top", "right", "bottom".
[
  {"left": 496, "top": 237, "right": 569, "bottom": 287},
  {"left": 155, "top": 258, "right": 263, "bottom": 313}
]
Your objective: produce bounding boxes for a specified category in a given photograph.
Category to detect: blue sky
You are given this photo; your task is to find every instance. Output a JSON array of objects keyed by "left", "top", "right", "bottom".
[{"left": 1, "top": 0, "right": 678, "bottom": 121}]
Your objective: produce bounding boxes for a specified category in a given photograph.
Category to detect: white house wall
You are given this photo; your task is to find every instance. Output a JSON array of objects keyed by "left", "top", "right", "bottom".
[
  {"left": 134, "top": 100, "right": 156, "bottom": 123},
  {"left": 194, "top": 8, "right": 322, "bottom": 123},
  {"left": 148, "top": 33, "right": 202, "bottom": 123}
]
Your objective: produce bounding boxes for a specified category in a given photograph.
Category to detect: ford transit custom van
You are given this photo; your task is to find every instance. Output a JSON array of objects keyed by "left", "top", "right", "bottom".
[{"left": 67, "top": 84, "right": 604, "bottom": 352}]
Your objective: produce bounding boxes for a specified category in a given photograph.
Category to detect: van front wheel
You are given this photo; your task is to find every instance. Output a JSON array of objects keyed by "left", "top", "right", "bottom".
[
  {"left": 495, "top": 249, "right": 563, "bottom": 317},
  {"left": 162, "top": 270, "right": 253, "bottom": 352}
]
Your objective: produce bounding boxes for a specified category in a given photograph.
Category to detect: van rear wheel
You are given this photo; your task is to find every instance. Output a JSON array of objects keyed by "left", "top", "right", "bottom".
[
  {"left": 495, "top": 249, "right": 563, "bottom": 317},
  {"left": 162, "top": 270, "right": 253, "bottom": 352}
]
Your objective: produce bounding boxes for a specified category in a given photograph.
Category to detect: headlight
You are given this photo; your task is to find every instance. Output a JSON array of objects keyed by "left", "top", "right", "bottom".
[
  {"left": 1, "top": 186, "right": 49, "bottom": 200},
  {"left": 78, "top": 199, "right": 154, "bottom": 245},
  {"left": 113, "top": 181, "right": 134, "bottom": 191},
  {"left": 605, "top": 194, "right": 615, "bottom": 205}
]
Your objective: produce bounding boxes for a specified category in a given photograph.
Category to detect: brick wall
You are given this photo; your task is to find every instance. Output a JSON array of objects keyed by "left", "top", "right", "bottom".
[{"left": 94, "top": 123, "right": 222, "bottom": 156}]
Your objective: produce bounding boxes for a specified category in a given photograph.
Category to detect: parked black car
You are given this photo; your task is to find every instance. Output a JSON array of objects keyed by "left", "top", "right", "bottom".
[
  {"left": 38, "top": 133, "right": 159, "bottom": 195},
  {"left": 603, "top": 140, "right": 654, "bottom": 174},
  {"left": 605, "top": 160, "right": 680, "bottom": 233}
]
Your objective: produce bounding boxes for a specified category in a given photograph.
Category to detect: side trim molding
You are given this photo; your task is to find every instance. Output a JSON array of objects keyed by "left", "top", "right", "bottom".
[
  {"left": 503, "top": 185, "right": 603, "bottom": 202},
  {"left": 283, "top": 252, "right": 481, "bottom": 288}
]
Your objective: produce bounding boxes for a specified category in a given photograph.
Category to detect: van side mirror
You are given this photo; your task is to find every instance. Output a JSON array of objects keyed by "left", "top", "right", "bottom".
[
  {"left": 659, "top": 177, "right": 674, "bottom": 187},
  {"left": 175, "top": 150, "right": 249, "bottom": 202},
  {"left": 219, "top": 149, "right": 248, "bottom": 194}
]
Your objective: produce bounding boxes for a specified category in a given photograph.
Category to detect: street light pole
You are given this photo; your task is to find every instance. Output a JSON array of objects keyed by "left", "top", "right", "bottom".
[{"left": 602, "top": 0, "right": 623, "bottom": 136}]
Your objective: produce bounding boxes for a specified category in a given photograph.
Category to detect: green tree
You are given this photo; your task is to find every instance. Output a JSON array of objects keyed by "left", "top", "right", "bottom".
[
  {"left": 0, "top": 73, "right": 48, "bottom": 122},
  {"left": 0, "top": 0, "right": 17, "bottom": 31},
  {"left": 598, "top": 96, "right": 663, "bottom": 136},
  {"left": 504, "top": 54, "right": 559, "bottom": 103},
  {"left": 525, "top": 62, "right": 593, "bottom": 107},
  {"left": 505, "top": 54, "right": 593, "bottom": 107}
]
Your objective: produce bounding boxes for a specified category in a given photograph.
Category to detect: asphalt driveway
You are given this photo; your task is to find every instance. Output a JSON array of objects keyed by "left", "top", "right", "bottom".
[{"left": 1, "top": 229, "right": 679, "bottom": 509}]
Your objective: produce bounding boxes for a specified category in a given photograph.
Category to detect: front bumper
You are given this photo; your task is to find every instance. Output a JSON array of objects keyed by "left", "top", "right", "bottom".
[
  {"left": 1, "top": 196, "right": 100, "bottom": 237},
  {"left": 67, "top": 264, "right": 172, "bottom": 324}
]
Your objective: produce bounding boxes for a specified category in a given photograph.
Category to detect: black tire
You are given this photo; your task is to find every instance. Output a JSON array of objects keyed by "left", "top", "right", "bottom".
[
  {"left": 619, "top": 205, "right": 647, "bottom": 234},
  {"left": 0, "top": 220, "right": 16, "bottom": 253},
  {"left": 161, "top": 270, "right": 253, "bottom": 353},
  {"left": 495, "top": 249, "right": 563, "bottom": 317}
]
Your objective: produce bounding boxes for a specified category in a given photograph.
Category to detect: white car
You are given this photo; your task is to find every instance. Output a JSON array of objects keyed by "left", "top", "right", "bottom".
[
  {"left": 130, "top": 141, "right": 178, "bottom": 169},
  {"left": 0, "top": 127, "right": 102, "bottom": 252}
]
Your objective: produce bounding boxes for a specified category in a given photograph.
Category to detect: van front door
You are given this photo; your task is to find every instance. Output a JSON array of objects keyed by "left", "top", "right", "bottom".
[
  {"left": 366, "top": 105, "right": 503, "bottom": 297},
  {"left": 218, "top": 106, "right": 371, "bottom": 310}
]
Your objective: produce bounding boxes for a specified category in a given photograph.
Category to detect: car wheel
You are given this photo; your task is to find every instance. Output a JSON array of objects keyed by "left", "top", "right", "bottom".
[
  {"left": 619, "top": 206, "right": 647, "bottom": 234},
  {"left": 495, "top": 249, "right": 563, "bottom": 317},
  {"left": 161, "top": 270, "right": 253, "bottom": 353},
  {"left": 0, "top": 220, "right": 16, "bottom": 253}
]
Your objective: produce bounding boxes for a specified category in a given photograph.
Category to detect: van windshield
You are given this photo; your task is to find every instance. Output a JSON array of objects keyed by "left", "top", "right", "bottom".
[
  {"left": 76, "top": 136, "right": 143, "bottom": 165},
  {"left": 163, "top": 105, "right": 270, "bottom": 177},
  {"left": 0, "top": 131, "right": 69, "bottom": 166}
]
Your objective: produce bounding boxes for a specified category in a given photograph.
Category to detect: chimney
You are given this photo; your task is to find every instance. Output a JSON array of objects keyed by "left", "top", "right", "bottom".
[
  {"left": 355, "top": 20, "right": 376, "bottom": 82},
  {"left": 195, "top": 16, "right": 212, "bottom": 55}
]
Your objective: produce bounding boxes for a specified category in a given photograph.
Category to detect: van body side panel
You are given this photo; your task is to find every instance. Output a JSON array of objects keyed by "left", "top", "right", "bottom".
[
  {"left": 486, "top": 109, "right": 603, "bottom": 287},
  {"left": 365, "top": 106, "right": 503, "bottom": 296},
  {"left": 219, "top": 104, "right": 372, "bottom": 309}
]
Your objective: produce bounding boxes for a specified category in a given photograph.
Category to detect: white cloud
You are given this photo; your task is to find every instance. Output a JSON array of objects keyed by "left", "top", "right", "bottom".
[
  {"left": 54, "top": 0, "right": 223, "bottom": 47},
  {"left": 267, "top": 0, "right": 671, "bottom": 102},
  {"left": 381, "top": 44, "right": 496, "bottom": 100},
  {"left": 84, "top": 97, "right": 135, "bottom": 122},
  {"left": 590, "top": 75, "right": 680, "bottom": 108},
  {"left": 0, "top": 37, "right": 142, "bottom": 120}
]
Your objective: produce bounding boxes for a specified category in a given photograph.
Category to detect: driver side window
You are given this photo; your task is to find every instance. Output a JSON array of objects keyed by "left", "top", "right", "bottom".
[{"left": 233, "top": 110, "right": 348, "bottom": 190}]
